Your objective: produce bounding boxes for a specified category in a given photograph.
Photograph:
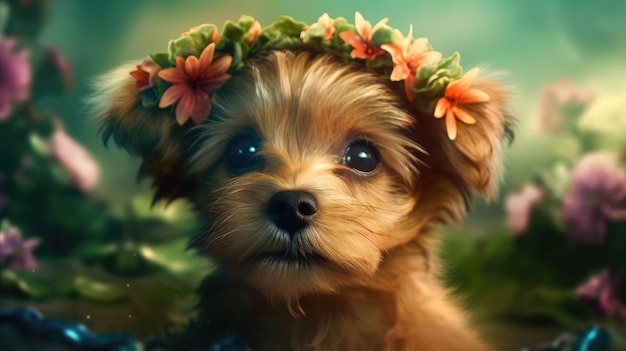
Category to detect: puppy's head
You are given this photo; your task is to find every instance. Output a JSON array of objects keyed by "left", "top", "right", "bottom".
[{"left": 92, "top": 17, "right": 512, "bottom": 302}]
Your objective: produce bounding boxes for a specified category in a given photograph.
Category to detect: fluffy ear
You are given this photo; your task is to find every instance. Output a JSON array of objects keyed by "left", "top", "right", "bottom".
[
  {"left": 89, "top": 64, "right": 198, "bottom": 204},
  {"left": 413, "top": 78, "right": 515, "bottom": 221}
]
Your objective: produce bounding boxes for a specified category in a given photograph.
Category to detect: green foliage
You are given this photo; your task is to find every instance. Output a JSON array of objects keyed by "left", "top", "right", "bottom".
[
  {"left": 413, "top": 52, "right": 463, "bottom": 112},
  {"left": 442, "top": 230, "right": 591, "bottom": 327}
]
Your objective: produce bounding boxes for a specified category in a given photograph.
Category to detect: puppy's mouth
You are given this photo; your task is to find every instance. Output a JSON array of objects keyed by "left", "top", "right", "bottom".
[{"left": 250, "top": 251, "right": 329, "bottom": 265}]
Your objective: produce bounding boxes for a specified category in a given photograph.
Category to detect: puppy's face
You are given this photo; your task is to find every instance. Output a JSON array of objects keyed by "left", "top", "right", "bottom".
[
  {"left": 96, "top": 48, "right": 509, "bottom": 302},
  {"left": 189, "top": 51, "right": 422, "bottom": 299}
]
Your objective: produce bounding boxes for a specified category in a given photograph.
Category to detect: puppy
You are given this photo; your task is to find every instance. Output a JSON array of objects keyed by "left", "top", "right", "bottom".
[{"left": 92, "top": 15, "right": 513, "bottom": 351}]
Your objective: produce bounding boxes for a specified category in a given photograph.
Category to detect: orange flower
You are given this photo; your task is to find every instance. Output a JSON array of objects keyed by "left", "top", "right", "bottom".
[
  {"left": 382, "top": 26, "right": 442, "bottom": 101},
  {"left": 129, "top": 59, "right": 159, "bottom": 91},
  {"left": 158, "top": 43, "right": 232, "bottom": 125},
  {"left": 433, "top": 68, "right": 490, "bottom": 140},
  {"left": 300, "top": 13, "right": 334, "bottom": 41},
  {"left": 339, "top": 12, "right": 388, "bottom": 60},
  {"left": 247, "top": 21, "right": 261, "bottom": 43}
]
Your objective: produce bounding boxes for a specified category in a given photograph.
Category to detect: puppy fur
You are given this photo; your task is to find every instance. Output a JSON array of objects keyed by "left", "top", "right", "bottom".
[{"left": 93, "top": 50, "right": 513, "bottom": 351}]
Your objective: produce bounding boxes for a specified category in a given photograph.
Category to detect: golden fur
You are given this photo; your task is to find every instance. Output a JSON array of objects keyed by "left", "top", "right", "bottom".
[{"left": 93, "top": 50, "right": 513, "bottom": 350}]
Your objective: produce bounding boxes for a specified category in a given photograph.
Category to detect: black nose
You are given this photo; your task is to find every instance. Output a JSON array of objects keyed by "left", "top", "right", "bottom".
[{"left": 266, "top": 190, "right": 318, "bottom": 234}]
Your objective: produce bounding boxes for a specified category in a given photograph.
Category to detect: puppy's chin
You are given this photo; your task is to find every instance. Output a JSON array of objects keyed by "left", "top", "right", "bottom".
[{"left": 237, "top": 245, "right": 379, "bottom": 300}]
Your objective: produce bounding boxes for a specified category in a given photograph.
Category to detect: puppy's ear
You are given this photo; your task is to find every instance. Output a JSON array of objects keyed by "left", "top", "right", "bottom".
[
  {"left": 414, "top": 76, "right": 514, "bottom": 219},
  {"left": 89, "top": 64, "right": 198, "bottom": 204}
]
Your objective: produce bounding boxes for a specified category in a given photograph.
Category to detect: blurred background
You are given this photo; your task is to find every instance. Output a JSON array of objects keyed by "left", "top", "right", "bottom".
[{"left": 1, "top": 0, "right": 625, "bottom": 350}]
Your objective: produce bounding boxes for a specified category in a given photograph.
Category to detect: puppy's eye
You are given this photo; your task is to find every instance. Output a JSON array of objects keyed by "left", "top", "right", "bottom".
[
  {"left": 224, "top": 134, "right": 263, "bottom": 173},
  {"left": 343, "top": 141, "right": 380, "bottom": 174}
]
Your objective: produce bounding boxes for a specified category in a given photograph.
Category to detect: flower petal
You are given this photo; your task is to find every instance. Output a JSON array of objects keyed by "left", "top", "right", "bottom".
[
  {"left": 370, "top": 17, "right": 389, "bottom": 36},
  {"left": 247, "top": 21, "right": 261, "bottom": 43},
  {"left": 199, "top": 43, "right": 216, "bottom": 68},
  {"left": 434, "top": 98, "right": 449, "bottom": 118},
  {"left": 451, "top": 67, "right": 480, "bottom": 93},
  {"left": 445, "top": 109, "right": 457, "bottom": 140},
  {"left": 404, "top": 75, "right": 417, "bottom": 102},
  {"left": 190, "top": 93, "right": 212, "bottom": 124},
  {"left": 22, "top": 238, "right": 42, "bottom": 251},
  {"left": 389, "top": 62, "right": 409, "bottom": 81},
  {"left": 354, "top": 12, "right": 367, "bottom": 36},
  {"left": 185, "top": 55, "right": 200, "bottom": 78},
  {"left": 159, "top": 84, "right": 188, "bottom": 108},
  {"left": 408, "top": 37, "right": 429, "bottom": 54},
  {"left": 158, "top": 68, "right": 188, "bottom": 84},
  {"left": 175, "top": 56, "right": 185, "bottom": 70},
  {"left": 205, "top": 55, "right": 232, "bottom": 78},
  {"left": 339, "top": 31, "right": 358, "bottom": 44},
  {"left": 459, "top": 89, "right": 490, "bottom": 104},
  {"left": 455, "top": 107, "right": 477, "bottom": 125},
  {"left": 381, "top": 43, "right": 403, "bottom": 65},
  {"left": 175, "top": 91, "right": 196, "bottom": 125}
]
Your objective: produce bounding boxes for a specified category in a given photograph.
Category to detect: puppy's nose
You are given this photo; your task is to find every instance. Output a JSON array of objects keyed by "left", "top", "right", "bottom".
[{"left": 266, "top": 190, "right": 318, "bottom": 234}]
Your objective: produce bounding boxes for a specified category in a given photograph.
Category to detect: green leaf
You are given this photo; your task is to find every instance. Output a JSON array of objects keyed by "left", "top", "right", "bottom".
[
  {"left": 332, "top": 17, "right": 355, "bottom": 34},
  {"left": 370, "top": 25, "right": 397, "bottom": 47},
  {"left": 13, "top": 272, "right": 74, "bottom": 299},
  {"left": 73, "top": 276, "right": 127, "bottom": 303},
  {"left": 0, "top": 269, "right": 18, "bottom": 291},
  {"left": 300, "top": 24, "right": 326, "bottom": 47},
  {"left": 167, "top": 24, "right": 218, "bottom": 62},
  {"left": 259, "top": 16, "right": 307, "bottom": 51},
  {"left": 221, "top": 21, "right": 246, "bottom": 42},
  {"left": 149, "top": 52, "right": 171, "bottom": 68},
  {"left": 139, "top": 239, "right": 212, "bottom": 278},
  {"left": 0, "top": 2, "right": 9, "bottom": 33},
  {"left": 71, "top": 242, "right": 118, "bottom": 260}
]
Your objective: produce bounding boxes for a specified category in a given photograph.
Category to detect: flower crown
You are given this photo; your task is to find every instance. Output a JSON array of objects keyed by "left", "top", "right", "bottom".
[{"left": 129, "top": 12, "right": 490, "bottom": 140}]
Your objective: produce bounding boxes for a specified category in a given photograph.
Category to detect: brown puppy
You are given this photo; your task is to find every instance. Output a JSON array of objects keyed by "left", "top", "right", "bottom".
[{"left": 93, "top": 45, "right": 512, "bottom": 350}]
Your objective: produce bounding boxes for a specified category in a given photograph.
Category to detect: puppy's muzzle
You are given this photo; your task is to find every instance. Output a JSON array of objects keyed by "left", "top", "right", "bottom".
[{"left": 266, "top": 190, "right": 318, "bottom": 235}]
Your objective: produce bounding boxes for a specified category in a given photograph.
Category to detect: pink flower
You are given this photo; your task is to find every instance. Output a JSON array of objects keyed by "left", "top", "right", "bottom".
[
  {"left": 50, "top": 127, "right": 101, "bottom": 192},
  {"left": 0, "top": 226, "right": 41, "bottom": 271},
  {"left": 539, "top": 79, "right": 594, "bottom": 135},
  {"left": 130, "top": 59, "right": 160, "bottom": 92},
  {"left": 339, "top": 12, "right": 388, "bottom": 61},
  {"left": 505, "top": 184, "right": 544, "bottom": 237},
  {"left": 577, "top": 269, "right": 626, "bottom": 321},
  {"left": 0, "top": 38, "right": 31, "bottom": 121},
  {"left": 433, "top": 68, "right": 491, "bottom": 140},
  {"left": 300, "top": 13, "right": 334, "bottom": 41},
  {"left": 158, "top": 43, "right": 232, "bottom": 125},
  {"left": 562, "top": 152, "right": 626, "bottom": 244},
  {"left": 382, "top": 26, "right": 442, "bottom": 101}
]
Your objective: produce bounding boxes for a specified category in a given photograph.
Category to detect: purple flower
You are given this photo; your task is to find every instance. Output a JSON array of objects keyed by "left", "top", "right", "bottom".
[
  {"left": 539, "top": 79, "right": 594, "bottom": 135},
  {"left": 0, "top": 226, "right": 41, "bottom": 271},
  {"left": 0, "top": 38, "right": 31, "bottom": 121},
  {"left": 577, "top": 269, "right": 626, "bottom": 321},
  {"left": 562, "top": 152, "right": 626, "bottom": 244},
  {"left": 505, "top": 184, "right": 544, "bottom": 237}
]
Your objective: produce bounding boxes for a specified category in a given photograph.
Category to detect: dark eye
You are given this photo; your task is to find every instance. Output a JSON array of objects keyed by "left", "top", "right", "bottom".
[
  {"left": 224, "top": 134, "right": 263, "bottom": 173},
  {"left": 343, "top": 141, "right": 380, "bottom": 174}
]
